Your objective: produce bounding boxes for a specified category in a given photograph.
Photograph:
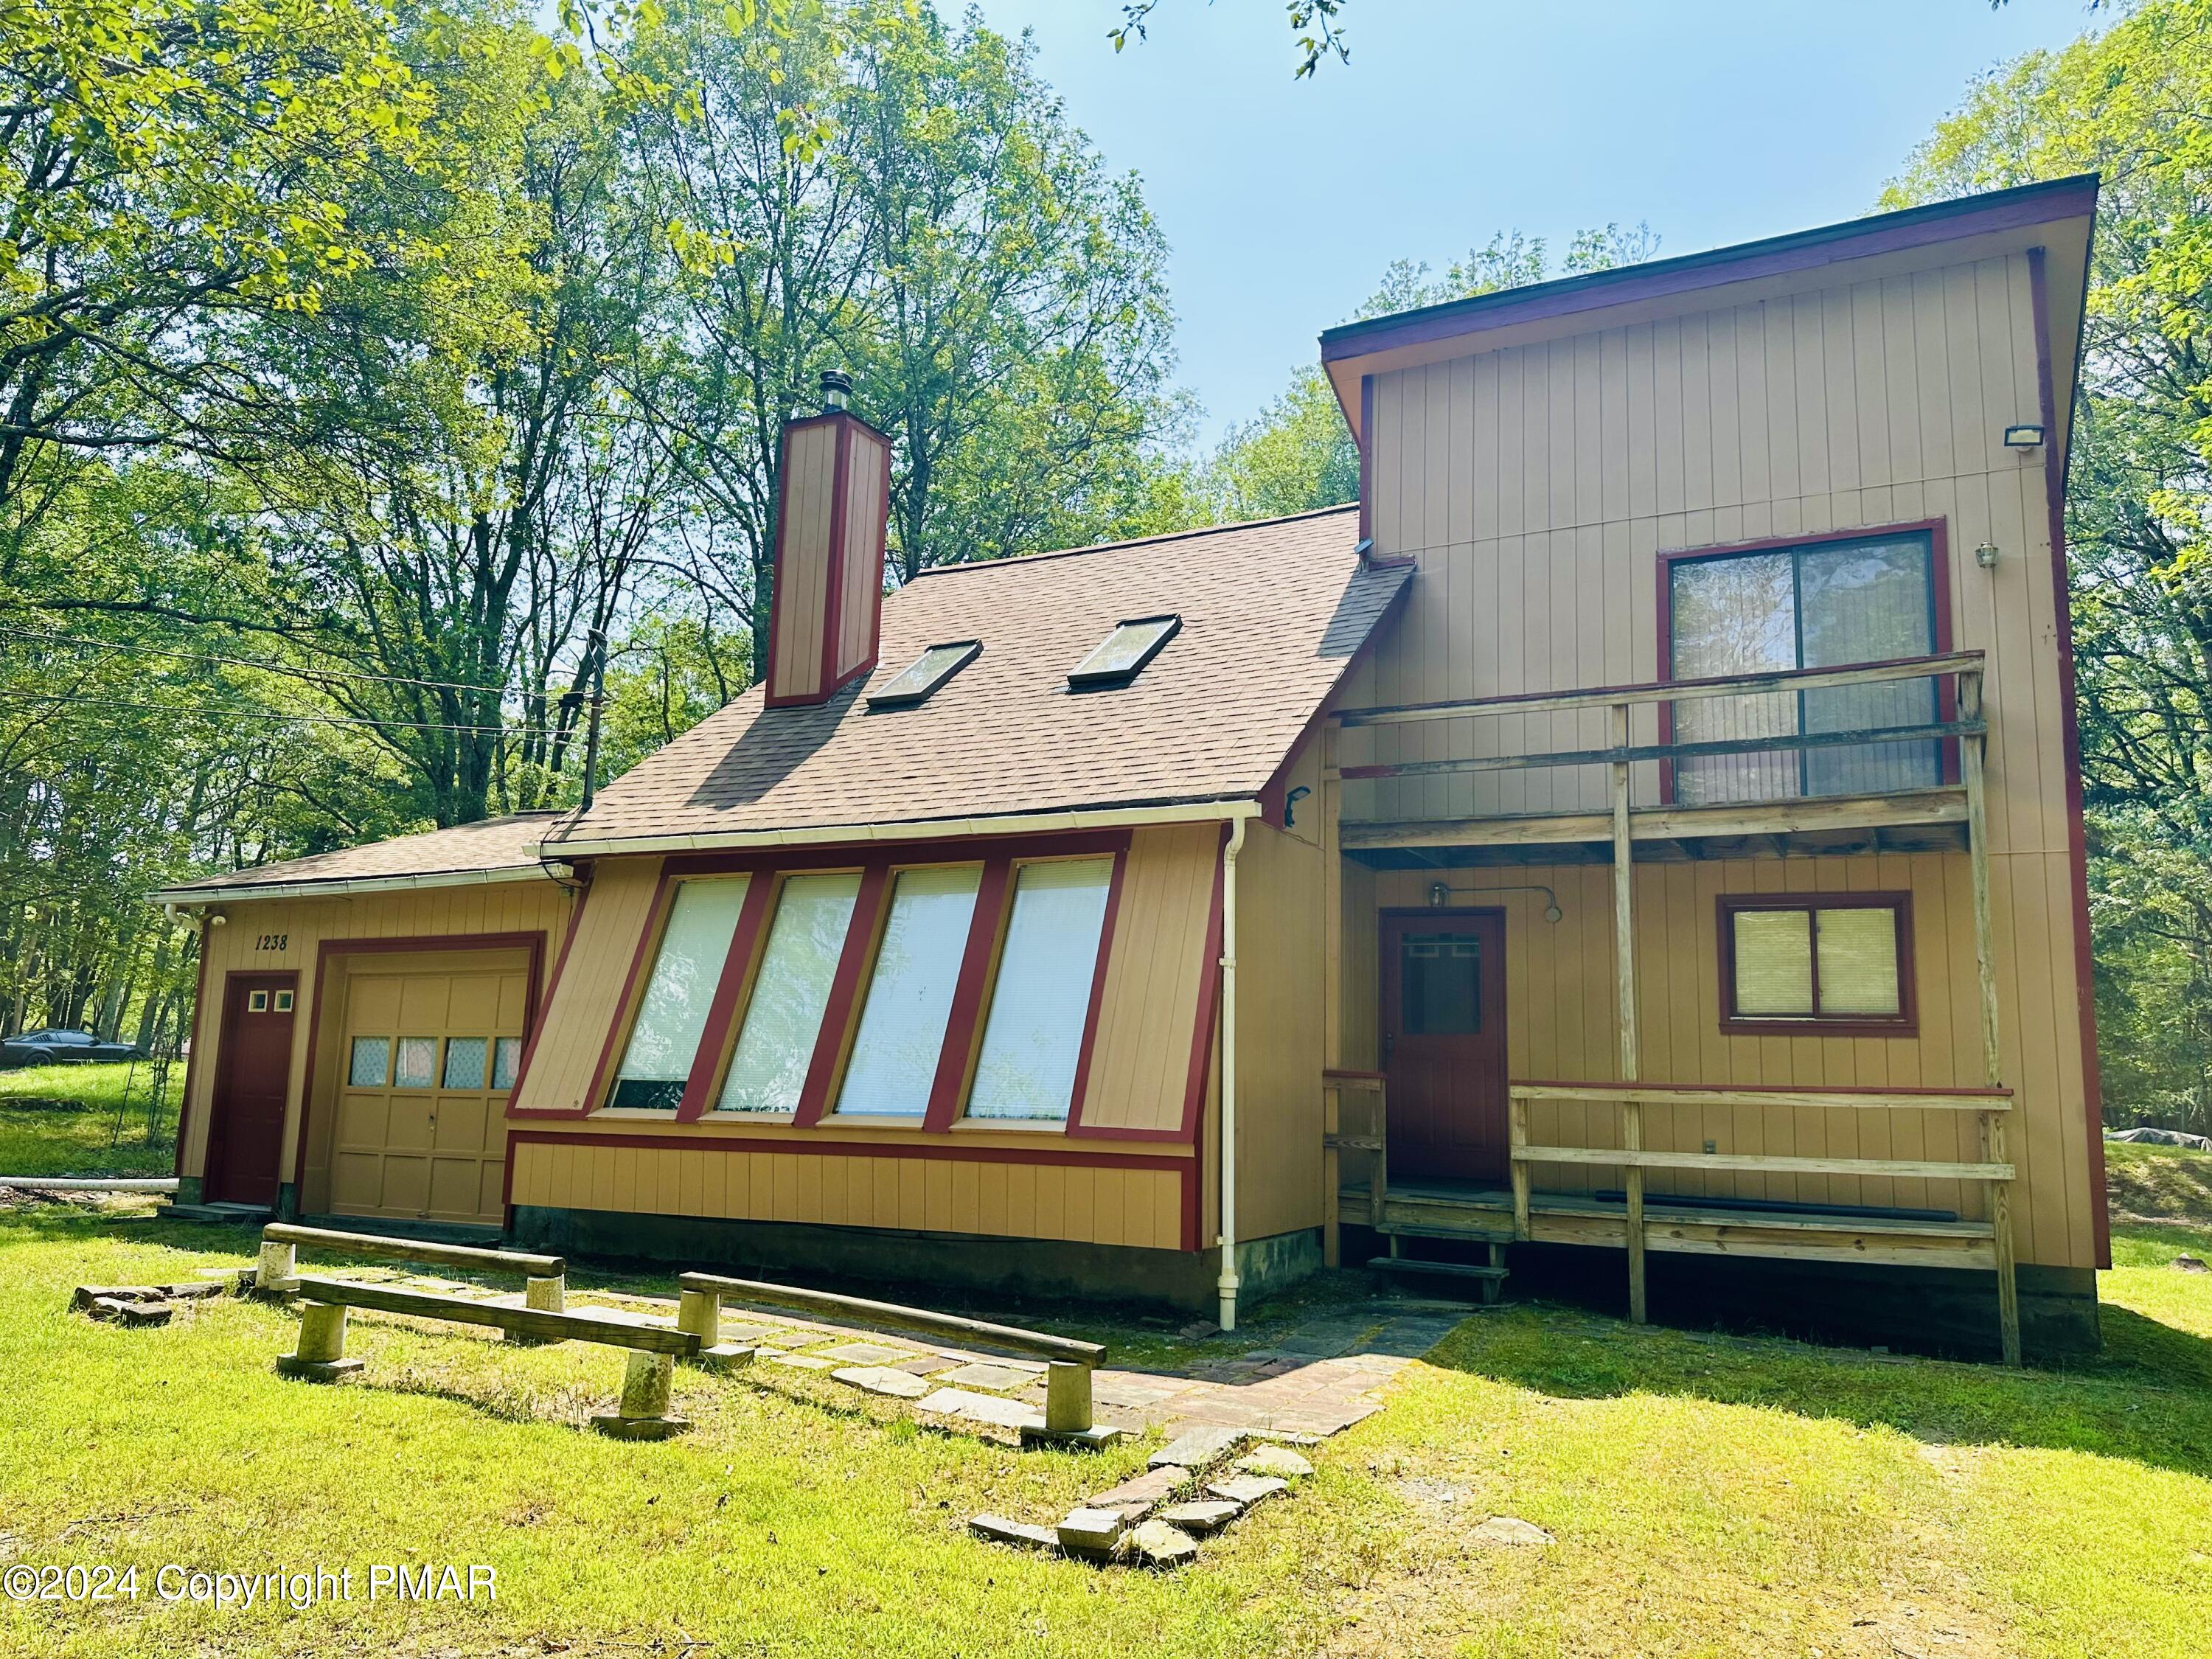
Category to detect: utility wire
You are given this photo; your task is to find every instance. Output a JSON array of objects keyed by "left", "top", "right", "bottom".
[
  {"left": 0, "top": 625, "right": 591, "bottom": 698},
  {"left": 21, "top": 692, "right": 515, "bottom": 736}
]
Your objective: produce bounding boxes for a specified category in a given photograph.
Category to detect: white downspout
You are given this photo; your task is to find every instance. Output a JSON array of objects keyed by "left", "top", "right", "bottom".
[{"left": 1217, "top": 812, "right": 1251, "bottom": 1332}]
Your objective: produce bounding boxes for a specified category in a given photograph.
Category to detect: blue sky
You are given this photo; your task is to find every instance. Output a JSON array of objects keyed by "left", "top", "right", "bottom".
[{"left": 964, "top": 0, "right": 2103, "bottom": 445}]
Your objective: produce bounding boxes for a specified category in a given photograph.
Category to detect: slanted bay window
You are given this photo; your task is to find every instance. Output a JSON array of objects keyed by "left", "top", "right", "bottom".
[
  {"left": 967, "top": 858, "right": 1115, "bottom": 1121},
  {"left": 834, "top": 866, "right": 981, "bottom": 1118},
  {"left": 716, "top": 874, "right": 859, "bottom": 1114},
  {"left": 1666, "top": 526, "right": 1947, "bottom": 804},
  {"left": 590, "top": 838, "right": 1131, "bottom": 1133},
  {"left": 1719, "top": 894, "right": 1914, "bottom": 1035},
  {"left": 608, "top": 878, "right": 750, "bottom": 1110}
]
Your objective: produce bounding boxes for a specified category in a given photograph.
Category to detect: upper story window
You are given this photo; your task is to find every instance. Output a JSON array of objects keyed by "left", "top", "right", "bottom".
[
  {"left": 1719, "top": 894, "right": 1913, "bottom": 1034},
  {"left": 966, "top": 858, "right": 1115, "bottom": 1121},
  {"left": 1668, "top": 529, "right": 1940, "bottom": 804},
  {"left": 1069, "top": 614, "right": 1180, "bottom": 688},
  {"left": 609, "top": 878, "right": 750, "bottom": 1110},
  {"left": 833, "top": 866, "right": 981, "bottom": 1117},
  {"left": 714, "top": 873, "right": 859, "bottom": 1114},
  {"left": 869, "top": 641, "right": 981, "bottom": 710}
]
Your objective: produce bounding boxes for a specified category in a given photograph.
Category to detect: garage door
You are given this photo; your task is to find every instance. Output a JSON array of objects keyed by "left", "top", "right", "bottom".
[{"left": 332, "top": 957, "right": 529, "bottom": 1225}]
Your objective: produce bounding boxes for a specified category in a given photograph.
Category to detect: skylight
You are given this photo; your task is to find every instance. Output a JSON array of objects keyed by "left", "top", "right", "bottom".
[
  {"left": 1068, "top": 614, "right": 1180, "bottom": 689},
  {"left": 868, "top": 640, "right": 981, "bottom": 709}
]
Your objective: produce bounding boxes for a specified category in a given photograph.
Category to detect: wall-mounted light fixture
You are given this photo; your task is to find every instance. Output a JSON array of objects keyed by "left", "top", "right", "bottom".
[
  {"left": 1427, "top": 880, "right": 1563, "bottom": 922},
  {"left": 1974, "top": 541, "right": 2001, "bottom": 571},
  {"left": 1283, "top": 785, "right": 1312, "bottom": 828},
  {"left": 2003, "top": 423, "right": 2045, "bottom": 450}
]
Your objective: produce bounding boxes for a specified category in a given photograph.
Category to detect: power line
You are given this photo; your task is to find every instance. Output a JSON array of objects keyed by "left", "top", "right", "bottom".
[
  {"left": 24, "top": 692, "right": 516, "bottom": 736},
  {"left": 0, "top": 625, "right": 591, "bottom": 698}
]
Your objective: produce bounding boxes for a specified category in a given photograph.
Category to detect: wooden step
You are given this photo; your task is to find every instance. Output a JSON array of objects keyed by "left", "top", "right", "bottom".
[{"left": 1366, "top": 1256, "right": 1509, "bottom": 1281}]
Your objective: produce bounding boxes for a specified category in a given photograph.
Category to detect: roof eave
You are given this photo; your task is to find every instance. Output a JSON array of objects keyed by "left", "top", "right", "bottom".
[
  {"left": 148, "top": 861, "right": 559, "bottom": 908},
  {"left": 1321, "top": 175, "right": 2101, "bottom": 434}
]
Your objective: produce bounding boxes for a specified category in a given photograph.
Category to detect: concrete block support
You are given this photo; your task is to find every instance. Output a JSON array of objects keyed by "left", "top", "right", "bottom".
[
  {"left": 275, "top": 1301, "right": 364, "bottom": 1382},
  {"left": 592, "top": 1350, "right": 689, "bottom": 1441}
]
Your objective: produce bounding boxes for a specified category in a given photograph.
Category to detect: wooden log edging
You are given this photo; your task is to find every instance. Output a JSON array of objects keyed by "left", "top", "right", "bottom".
[
  {"left": 678, "top": 1270, "right": 1119, "bottom": 1448},
  {"left": 276, "top": 1274, "right": 705, "bottom": 1439},
  {"left": 254, "top": 1223, "right": 566, "bottom": 1317}
]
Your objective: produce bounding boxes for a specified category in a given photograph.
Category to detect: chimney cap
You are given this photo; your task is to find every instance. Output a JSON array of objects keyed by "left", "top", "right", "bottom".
[{"left": 819, "top": 368, "right": 854, "bottom": 411}]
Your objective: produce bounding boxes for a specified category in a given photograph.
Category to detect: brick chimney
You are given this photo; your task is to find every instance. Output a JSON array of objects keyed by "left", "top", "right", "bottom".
[{"left": 764, "top": 369, "right": 892, "bottom": 708}]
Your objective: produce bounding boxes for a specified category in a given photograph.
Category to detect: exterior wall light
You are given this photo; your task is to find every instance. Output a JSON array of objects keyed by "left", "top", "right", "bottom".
[
  {"left": 1975, "top": 541, "right": 2001, "bottom": 571},
  {"left": 1283, "top": 785, "right": 1312, "bottom": 828},
  {"left": 2003, "top": 423, "right": 2045, "bottom": 449}
]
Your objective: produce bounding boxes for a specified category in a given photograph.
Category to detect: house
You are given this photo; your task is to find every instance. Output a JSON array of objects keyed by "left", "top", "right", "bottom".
[{"left": 154, "top": 175, "right": 2105, "bottom": 1358}]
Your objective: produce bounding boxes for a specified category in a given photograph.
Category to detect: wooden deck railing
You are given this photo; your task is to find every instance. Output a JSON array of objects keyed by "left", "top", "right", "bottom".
[
  {"left": 1321, "top": 1069, "right": 1388, "bottom": 1270},
  {"left": 1508, "top": 1082, "right": 2020, "bottom": 1364}
]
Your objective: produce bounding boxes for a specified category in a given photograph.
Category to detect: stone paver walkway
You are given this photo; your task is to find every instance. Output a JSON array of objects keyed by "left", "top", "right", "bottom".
[{"left": 337, "top": 1265, "right": 1472, "bottom": 1444}]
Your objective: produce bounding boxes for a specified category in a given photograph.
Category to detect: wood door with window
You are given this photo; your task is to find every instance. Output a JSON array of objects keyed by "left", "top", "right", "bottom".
[
  {"left": 206, "top": 973, "right": 297, "bottom": 1206},
  {"left": 1380, "top": 911, "right": 1508, "bottom": 1183}
]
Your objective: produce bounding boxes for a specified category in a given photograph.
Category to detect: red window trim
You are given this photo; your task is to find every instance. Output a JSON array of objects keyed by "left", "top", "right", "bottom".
[
  {"left": 1656, "top": 518, "right": 1957, "bottom": 804},
  {"left": 586, "top": 828, "right": 1141, "bottom": 1137},
  {"left": 1716, "top": 891, "right": 1918, "bottom": 1038}
]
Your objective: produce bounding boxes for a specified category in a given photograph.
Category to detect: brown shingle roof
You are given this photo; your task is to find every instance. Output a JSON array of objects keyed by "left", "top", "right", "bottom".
[
  {"left": 152, "top": 812, "right": 566, "bottom": 900},
  {"left": 554, "top": 506, "right": 1405, "bottom": 851}
]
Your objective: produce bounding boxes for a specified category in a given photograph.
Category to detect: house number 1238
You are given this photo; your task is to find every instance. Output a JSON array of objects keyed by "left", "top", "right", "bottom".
[{"left": 255, "top": 933, "right": 289, "bottom": 952}]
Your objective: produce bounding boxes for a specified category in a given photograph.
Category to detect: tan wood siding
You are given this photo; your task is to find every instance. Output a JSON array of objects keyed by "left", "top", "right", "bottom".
[
  {"left": 507, "top": 858, "right": 664, "bottom": 1115},
  {"left": 507, "top": 1140, "right": 1183, "bottom": 1251},
  {"left": 1077, "top": 822, "right": 1222, "bottom": 1135},
  {"left": 1343, "top": 248, "right": 2096, "bottom": 1272},
  {"left": 836, "top": 424, "right": 888, "bottom": 680},
  {"left": 768, "top": 420, "right": 838, "bottom": 700},
  {"left": 1234, "top": 819, "right": 1325, "bottom": 1239},
  {"left": 179, "top": 880, "right": 571, "bottom": 1191}
]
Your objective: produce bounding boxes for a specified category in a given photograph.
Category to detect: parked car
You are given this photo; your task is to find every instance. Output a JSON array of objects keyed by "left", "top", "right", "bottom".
[{"left": 0, "top": 1028, "right": 144, "bottom": 1068}]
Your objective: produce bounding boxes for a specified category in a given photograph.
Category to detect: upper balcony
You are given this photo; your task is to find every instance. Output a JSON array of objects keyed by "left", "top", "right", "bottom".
[{"left": 1329, "top": 650, "right": 1986, "bottom": 866}]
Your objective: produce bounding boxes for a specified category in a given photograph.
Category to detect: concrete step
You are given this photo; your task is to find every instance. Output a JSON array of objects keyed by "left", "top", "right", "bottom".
[{"left": 156, "top": 1202, "right": 274, "bottom": 1224}]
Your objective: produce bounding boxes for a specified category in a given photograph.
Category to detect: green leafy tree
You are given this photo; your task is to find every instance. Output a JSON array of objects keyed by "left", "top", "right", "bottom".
[{"left": 1887, "top": 0, "right": 2212, "bottom": 1127}]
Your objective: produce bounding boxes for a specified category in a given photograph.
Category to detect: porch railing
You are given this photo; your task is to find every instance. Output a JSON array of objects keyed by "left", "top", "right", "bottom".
[
  {"left": 1508, "top": 1082, "right": 2020, "bottom": 1365},
  {"left": 1321, "top": 1069, "right": 1387, "bottom": 1270}
]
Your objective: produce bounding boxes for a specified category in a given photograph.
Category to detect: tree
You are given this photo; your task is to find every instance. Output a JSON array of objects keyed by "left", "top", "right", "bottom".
[
  {"left": 1887, "top": 0, "right": 2212, "bottom": 1127},
  {"left": 0, "top": 0, "right": 439, "bottom": 529},
  {"left": 1110, "top": 1, "right": 1351, "bottom": 79}
]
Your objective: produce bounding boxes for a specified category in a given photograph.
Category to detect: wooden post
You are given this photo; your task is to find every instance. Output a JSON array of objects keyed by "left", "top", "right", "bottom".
[
  {"left": 1623, "top": 1098, "right": 1647, "bottom": 1326},
  {"left": 1509, "top": 1093, "right": 1531, "bottom": 1242},
  {"left": 1986, "top": 1109, "right": 2021, "bottom": 1366},
  {"left": 1961, "top": 669, "right": 2017, "bottom": 1364},
  {"left": 1610, "top": 701, "right": 1646, "bottom": 1324},
  {"left": 1322, "top": 1082, "right": 1342, "bottom": 1269},
  {"left": 1371, "top": 1080, "right": 1388, "bottom": 1230}
]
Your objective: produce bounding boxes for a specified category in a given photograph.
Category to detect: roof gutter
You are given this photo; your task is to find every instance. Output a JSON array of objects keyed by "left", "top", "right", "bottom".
[
  {"left": 543, "top": 799, "right": 1264, "bottom": 860},
  {"left": 148, "top": 863, "right": 559, "bottom": 908}
]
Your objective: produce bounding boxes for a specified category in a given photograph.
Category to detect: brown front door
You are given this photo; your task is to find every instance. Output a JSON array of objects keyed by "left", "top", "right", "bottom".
[
  {"left": 207, "top": 973, "right": 297, "bottom": 1206},
  {"left": 1380, "top": 910, "right": 1508, "bottom": 1183}
]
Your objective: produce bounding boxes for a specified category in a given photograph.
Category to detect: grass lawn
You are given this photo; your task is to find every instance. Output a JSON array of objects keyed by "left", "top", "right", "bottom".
[
  {"left": 0, "top": 1200, "right": 2208, "bottom": 1658},
  {"left": 0, "top": 1063, "right": 180, "bottom": 1179}
]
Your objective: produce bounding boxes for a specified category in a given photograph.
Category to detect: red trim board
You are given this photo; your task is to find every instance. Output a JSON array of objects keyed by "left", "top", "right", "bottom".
[{"left": 2031, "top": 245, "right": 2110, "bottom": 1267}]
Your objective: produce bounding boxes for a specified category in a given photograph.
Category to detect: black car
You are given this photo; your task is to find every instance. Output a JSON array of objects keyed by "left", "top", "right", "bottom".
[{"left": 0, "top": 1028, "right": 145, "bottom": 1068}]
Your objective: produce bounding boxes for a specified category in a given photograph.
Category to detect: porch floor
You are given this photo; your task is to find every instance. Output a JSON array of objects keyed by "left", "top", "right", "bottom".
[{"left": 1340, "top": 1179, "right": 2000, "bottom": 1272}]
